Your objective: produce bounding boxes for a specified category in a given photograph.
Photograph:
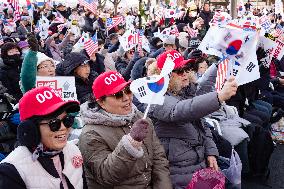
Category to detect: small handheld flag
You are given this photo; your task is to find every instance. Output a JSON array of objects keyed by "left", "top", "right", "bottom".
[
  {"left": 84, "top": 32, "right": 98, "bottom": 57},
  {"left": 130, "top": 56, "right": 175, "bottom": 119}
]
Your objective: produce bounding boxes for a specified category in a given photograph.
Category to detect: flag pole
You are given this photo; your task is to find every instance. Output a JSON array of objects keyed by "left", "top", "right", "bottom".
[{"left": 143, "top": 103, "right": 151, "bottom": 119}]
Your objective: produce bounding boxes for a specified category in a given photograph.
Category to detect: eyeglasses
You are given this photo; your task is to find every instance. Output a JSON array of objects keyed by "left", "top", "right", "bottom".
[
  {"left": 38, "top": 64, "right": 55, "bottom": 70},
  {"left": 173, "top": 67, "right": 192, "bottom": 75},
  {"left": 39, "top": 115, "right": 75, "bottom": 132},
  {"left": 109, "top": 85, "right": 132, "bottom": 99}
]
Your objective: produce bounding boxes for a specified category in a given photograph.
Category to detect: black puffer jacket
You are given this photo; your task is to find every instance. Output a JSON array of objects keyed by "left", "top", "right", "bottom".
[
  {"left": 115, "top": 54, "right": 140, "bottom": 81},
  {"left": 56, "top": 52, "right": 97, "bottom": 103}
]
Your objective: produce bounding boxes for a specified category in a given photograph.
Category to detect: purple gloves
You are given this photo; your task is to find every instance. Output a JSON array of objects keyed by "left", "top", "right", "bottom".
[{"left": 130, "top": 119, "right": 149, "bottom": 142}]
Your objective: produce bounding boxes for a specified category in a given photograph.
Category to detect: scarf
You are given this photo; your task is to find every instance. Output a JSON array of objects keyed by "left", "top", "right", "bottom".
[
  {"left": 32, "top": 143, "right": 62, "bottom": 161},
  {"left": 99, "top": 105, "right": 137, "bottom": 124}
]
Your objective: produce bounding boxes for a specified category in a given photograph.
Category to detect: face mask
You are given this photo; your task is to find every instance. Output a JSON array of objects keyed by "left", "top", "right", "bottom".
[
  {"left": 89, "top": 14, "right": 95, "bottom": 19},
  {"left": 22, "top": 49, "right": 29, "bottom": 58},
  {"left": 4, "top": 54, "right": 22, "bottom": 66}
]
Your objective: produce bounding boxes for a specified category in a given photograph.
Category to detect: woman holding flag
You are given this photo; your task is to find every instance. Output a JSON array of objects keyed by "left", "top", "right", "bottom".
[
  {"left": 78, "top": 71, "right": 172, "bottom": 189},
  {"left": 148, "top": 50, "right": 238, "bottom": 189}
]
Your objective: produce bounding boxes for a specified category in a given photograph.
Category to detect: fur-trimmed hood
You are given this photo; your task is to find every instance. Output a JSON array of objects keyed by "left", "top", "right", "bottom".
[{"left": 80, "top": 102, "right": 142, "bottom": 127}]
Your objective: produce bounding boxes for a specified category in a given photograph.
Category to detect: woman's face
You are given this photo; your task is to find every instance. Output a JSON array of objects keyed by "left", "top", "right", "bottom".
[
  {"left": 74, "top": 63, "right": 90, "bottom": 79},
  {"left": 37, "top": 60, "right": 56, "bottom": 76},
  {"left": 7, "top": 48, "right": 20, "bottom": 56},
  {"left": 197, "top": 61, "right": 208, "bottom": 75},
  {"left": 39, "top": 112, "right": 71, "bottom": 151},
  {"left": 99, "top": 86, "right": 133, "bottom": 115},
  {"left": 126, "top": 49, "right": 135, "bottom": 60}
]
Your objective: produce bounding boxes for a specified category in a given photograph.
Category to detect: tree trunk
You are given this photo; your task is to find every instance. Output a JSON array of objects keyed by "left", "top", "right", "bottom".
[{"left": 97, "top": 0, "right": 107, "bottom": 10}]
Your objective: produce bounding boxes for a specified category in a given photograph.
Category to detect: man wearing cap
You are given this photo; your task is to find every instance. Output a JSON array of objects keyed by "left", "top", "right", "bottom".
[
  {"left": 79, "top": 71, "right": 172, "bottom": 189},
  {"left": 149, "top": 35, "right": 177, "bottom": 58},
  {"left": 149, "top": 50, "right": 238, "bottom": 189},
  {"left": 56, "top": 3, "right": 71, "bottom": 19},
  {"left": 17, "top": 17, "right": 30, "bottom": 40},
  {"left": 0, "top": 87, "right": 87, "bottom": 188}
]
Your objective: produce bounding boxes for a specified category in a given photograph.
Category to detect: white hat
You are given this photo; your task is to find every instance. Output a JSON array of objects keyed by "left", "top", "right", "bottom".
[{"left": 36, "top": 52, "right": 55, "bottom": 67}]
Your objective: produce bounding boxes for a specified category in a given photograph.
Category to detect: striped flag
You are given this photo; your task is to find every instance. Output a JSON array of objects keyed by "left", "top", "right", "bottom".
[
  {"left": 275, "top": 27, "right": 283, "bottom": 37},
  {"left": 0, "top": 33, "right": 4, "bottom": 46},
  {"left": 188, "top": 26, "right": 198, "bottom": 38},
  {"left": 78, "top": 0, "right": 97, "bottom": 14},
  {"left": 8, "top": 0, "right": 20, "bottom": 22},
  {"left": 137, "top": 30, "right": 144, "bottom": 53},
  {"left": 106, "top": 16, "right": 124, "bottom": 30},
  {"left": 215, "top": 59, "right": 229, "bottom": 92},
  {"left": 84, "top": 32, "right": 98, "bottom": 57}
]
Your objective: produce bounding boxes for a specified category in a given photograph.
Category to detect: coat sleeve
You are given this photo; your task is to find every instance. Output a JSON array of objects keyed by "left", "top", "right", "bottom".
[
  {"left": 20, "top": 50, "right": 38, "bottom": 94},
  {"left": 196, "top": 64, "right": 218, "bottom": 96},
  {"left": 151, "top": 128, "right": 173, "bottom": 189},
  {"left": 0, "top": 162, "right": 26, "bottom": 189},
  {"left": 151, "top": 92, "right": 220, "bottom": 123},
  {"left": 78, "top": 129, "right": 144, "bottom": 186},
  {"left": 203, "top": 126, "right": 219, "bottom": 157},
  {"left": 58, "top": 35, "right": 71, "bottom": 50},
  {"left": 115, "top": 59, "right": 137, "bottom": 81}
]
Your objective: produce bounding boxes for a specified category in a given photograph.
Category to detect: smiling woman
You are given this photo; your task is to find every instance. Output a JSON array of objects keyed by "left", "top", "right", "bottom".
[
  {"left": 78, "top": 71, "right": 173, "bottom": 189},
  {"left": 0, "top": 86, "right": 87, "bottom": 189}
]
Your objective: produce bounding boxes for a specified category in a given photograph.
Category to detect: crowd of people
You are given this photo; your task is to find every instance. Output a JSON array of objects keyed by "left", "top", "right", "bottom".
[{"left": 0, "top": 0, "right": 282, "bottom": 188}]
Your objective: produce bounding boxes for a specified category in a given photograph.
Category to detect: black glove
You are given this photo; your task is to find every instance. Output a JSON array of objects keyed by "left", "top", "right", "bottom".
[
  {"left": 27, "top": 33, "right": 39, "bottom": 52},
  {"left": 256, "top": 47, "right": 266, "bottom": 61},
  {"left": 104, "top": 39, "right": 110, "bottom": 49},
  {"left": 187, "top": 49, "right": 203, "bottom": 59},
  {"left": 130, "top": 119, "right": 149, "bottom": 142}
]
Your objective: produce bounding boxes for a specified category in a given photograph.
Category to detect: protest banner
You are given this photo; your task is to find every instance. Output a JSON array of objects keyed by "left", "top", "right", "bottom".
[{"left": 36, "top": 76, "right": 77, "bottom": 101}]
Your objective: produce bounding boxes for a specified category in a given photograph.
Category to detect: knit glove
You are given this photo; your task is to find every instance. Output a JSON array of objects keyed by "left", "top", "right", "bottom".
[
  {"left": 27, "top": 33, "right": 39, "bottom": 52},
  {"left": 256, "top": 47, "right": 266, "bottom": 61},
  {"left": 130, "top": 119, "right": 149, "bottom": 142},
  {"left": 187, "top": 49, "right": 203, "bottom": 59}
]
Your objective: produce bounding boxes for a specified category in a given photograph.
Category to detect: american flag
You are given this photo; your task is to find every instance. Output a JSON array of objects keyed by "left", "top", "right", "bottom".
[
  {"left": 215, "top": 59, "right": 229, "bottom": 92},
  {"left": 8, "top": 0, "right": 20, "bottom": 22},
  {"left": 211, "top": 11, "right": 221, "bottom": 26},
  {"left": 137, "top": 30, "right": 144, "bottom": 53},
  {"left": 0, "top": 34, "right": 4, "bottom": 46},
  {"left": 188, "top": 26, "right": 198, "bottom": 38},
  {"left": 275, "top": 27, "right": 283, "bottom": 37},
  {"left": 78, "top": 0, "right": 97, "bottom": 14},
  {"left": 106, "top": 16, "right": 124, "bottom": 30},
  {"left": 84, "top": 32, "right": 98, "bottom": 57}
]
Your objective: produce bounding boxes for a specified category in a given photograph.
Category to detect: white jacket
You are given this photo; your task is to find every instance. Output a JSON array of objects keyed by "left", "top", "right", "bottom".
[{"left": 1, "top": 142, "right": 84, "bottom": 189}]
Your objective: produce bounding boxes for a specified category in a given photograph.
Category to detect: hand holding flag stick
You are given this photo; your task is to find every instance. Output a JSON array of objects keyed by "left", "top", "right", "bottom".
[{"left": 130, "top": 56, "right": 175, "bottom": 119}]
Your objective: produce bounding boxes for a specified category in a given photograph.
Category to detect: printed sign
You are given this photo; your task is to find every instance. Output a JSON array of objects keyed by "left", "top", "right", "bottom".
[{"left": 36, "top": 76, "right": 77, "bottom": 101}]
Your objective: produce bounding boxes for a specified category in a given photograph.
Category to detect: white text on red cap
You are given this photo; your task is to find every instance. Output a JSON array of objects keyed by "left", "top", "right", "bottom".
[
  {"left": 167, "top": 52, "right": 182, "bottom": 62},
  {"left": 104, "top": 73, "right": 123, "bottom": 85},
  {"left": 35, "top": 89, "right": 60, "bottom": 104}
]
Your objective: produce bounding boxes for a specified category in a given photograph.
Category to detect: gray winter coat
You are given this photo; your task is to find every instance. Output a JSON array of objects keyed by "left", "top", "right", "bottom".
[{"left": 149, "top": 64, "right": 220, "bottom": 189}]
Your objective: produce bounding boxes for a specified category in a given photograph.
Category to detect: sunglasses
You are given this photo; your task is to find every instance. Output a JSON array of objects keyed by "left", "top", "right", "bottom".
[
  {"left": 109, "top": 85, "right": 132, "bottom": 99},
  {"left": 173, "top": 67, "right": 192, "bottom": 75},
  {"left": 39, "top": 115, "right": 75, "bottom": 132},
  {"left": 128, "top": 50, "right": 135, "bottom": 54}
]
